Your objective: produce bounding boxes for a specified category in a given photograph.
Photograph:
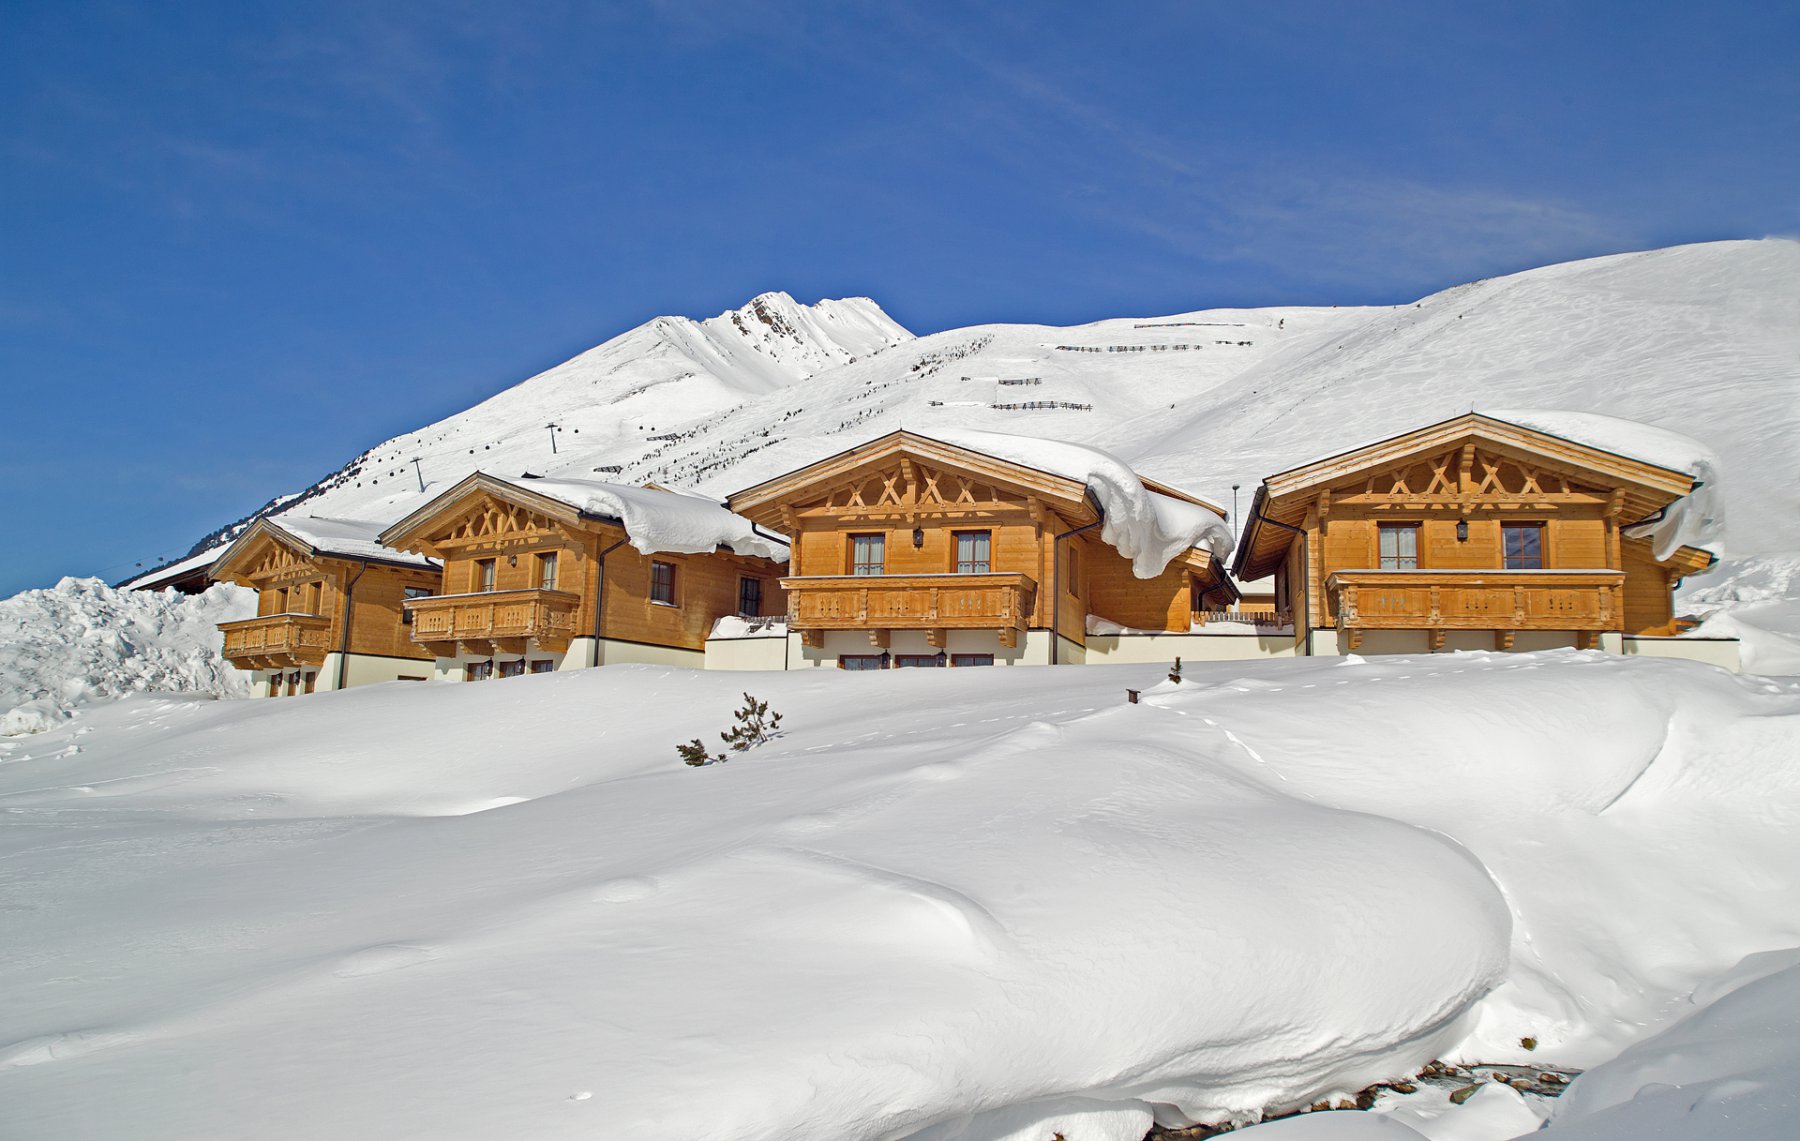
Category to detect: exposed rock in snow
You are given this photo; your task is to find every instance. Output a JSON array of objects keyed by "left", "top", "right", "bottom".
[{"left": 0, "top": 578, "right": 254, "bottom": 735}]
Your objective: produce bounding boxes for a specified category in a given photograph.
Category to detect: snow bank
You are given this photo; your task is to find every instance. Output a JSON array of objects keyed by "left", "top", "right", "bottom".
[
  {"left": 1682, "top": 552, "right": 1800, "bottom": 675},
  {"left": 1527, "top": 951, "right": 1800, "bottom": 1139},
  {"left": 0, "top": 578, "right": 254, "bottom": 735},
  {"left": 520, "top": 477, "right": 787, "bottom": 560},
  {"left": 2, "top": 653, "right": 1795, "bottom": 1141},
  {"left": 925, "top": 427, "right": 1234, "bottom": 576},
  {"left": 1487, "top": 409, "right": 1724, "bottom": 560}
]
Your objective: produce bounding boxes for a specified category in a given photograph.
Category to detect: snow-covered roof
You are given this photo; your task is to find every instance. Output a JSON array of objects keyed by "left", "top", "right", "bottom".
[
  {"left": 1487, "top": 409, "right": 1723, "bottom": 560},
  {"left": 921, "top": 428, "right": 1235, "bottom": 578},
  {"left": 120, "top": 547, "right": 222, "bottom": 590},
  {"left": 270, "top": 515, "right": 438, "bottom": 568},
  {"left": 512, "top": 477, "right": 787, "bottom": 561}
]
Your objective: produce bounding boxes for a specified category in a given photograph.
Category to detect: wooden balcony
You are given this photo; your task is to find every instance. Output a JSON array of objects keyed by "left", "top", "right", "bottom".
[
  {"left": 1325, "top": 569, "right": 1625, "bottom": 650},
  {"left": 405, "top": 589, "right": 582, "bottom": 656},
  {"left": 219, "top": 613, "right": 333, "bottom": 669},
  {"left": 781, "top": 573, "right": 1037, "bottom": 648}
]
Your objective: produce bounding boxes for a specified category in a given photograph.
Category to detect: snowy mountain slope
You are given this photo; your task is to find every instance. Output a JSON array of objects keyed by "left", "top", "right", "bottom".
[
  {"left": 1111, "top": 239, "right": 1800, "bottom": 556},
  {"left": 1, "top": 654, "right": 1795, "bottom": 1140},
  {"left": 129, "top": 292, "right": 912, "bottom": 573},
  {"left": 133, "top": 240, "right": 1795, "bottom": 584}
]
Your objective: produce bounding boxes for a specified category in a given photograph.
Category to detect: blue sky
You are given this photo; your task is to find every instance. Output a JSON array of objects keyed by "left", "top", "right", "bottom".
[{"left": 2, "top": 1, "right": 1796, "bottom": 597}]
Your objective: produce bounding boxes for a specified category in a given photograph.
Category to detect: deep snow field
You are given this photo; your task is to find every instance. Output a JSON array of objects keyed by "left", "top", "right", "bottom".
[{"left": 3, "top": 651, "right": 1798, "bottom": 1140}]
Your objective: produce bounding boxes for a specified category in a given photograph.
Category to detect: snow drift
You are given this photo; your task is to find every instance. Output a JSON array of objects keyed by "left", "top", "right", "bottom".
[
  {"left": 1, "top": 652, "right": 1795, "bottom": 1140},
  {"left": 0, "top": 578, "right": 253, "bottom": 736}
]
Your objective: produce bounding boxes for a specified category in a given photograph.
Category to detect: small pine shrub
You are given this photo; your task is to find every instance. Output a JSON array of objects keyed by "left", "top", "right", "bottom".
[
  {"left": 680, "top": 694, "right": 784, "bottom": 768},
  {"left": 677, "top": 738, "right": 724, "bottom": 767},
  {"left": 721, "top": 693, "right": 783, "bottom": 752}
]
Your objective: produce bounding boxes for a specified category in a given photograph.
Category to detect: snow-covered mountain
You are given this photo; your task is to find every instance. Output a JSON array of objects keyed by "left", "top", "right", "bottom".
[{"left": 142, "top": 239, "right": 1798, "bottom": 581}]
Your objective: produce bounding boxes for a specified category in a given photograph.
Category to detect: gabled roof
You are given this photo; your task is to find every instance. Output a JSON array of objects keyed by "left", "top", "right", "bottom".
[
  {"left": 728, "top": 430, "right": 1099, "bottom": 521},
  {"left": 379, "top": 472, "right": 785, "bottom": 561},
  {"left": 730, "top": 429, "right": 1234, "bottom": 579},
  {"left": 1233, "top": 413, "right": 1704, "bottom": 581},
  {"left": 209, "top": 515, "right": 435, "bottom": 585}
]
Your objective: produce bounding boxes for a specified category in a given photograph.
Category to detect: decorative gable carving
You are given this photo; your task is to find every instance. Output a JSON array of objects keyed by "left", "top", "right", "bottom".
[
  {"left": 247, "top": 538, "right": 321, "bottom": 585},
  {"left": 439, "top": 496, "right": 566, "bottom": 546},
  {"left": 804, "top": 459, "right": 1026, "bottom": 516},
  {"left": 1340, "top": 444, "right": 1612, "bottom": 504}
]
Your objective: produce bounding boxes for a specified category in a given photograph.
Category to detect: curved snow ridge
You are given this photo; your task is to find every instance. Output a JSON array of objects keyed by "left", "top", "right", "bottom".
[
  {"left": 1487, "top": 408, "right": 1725, "bottom": 559},
  {"left": 925, "top": 427, "right": 1235, "bottom": 576}
]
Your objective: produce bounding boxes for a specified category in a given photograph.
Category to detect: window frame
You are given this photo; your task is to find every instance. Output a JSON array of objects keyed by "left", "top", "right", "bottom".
[
  {"left": 894, "top": 653, "right": 946, "bottom": 668},
  {"left": 498, "top": 659, "right": 526, "bottom": 679},
  {"left": 1502, "top": 522, "right": 1546, "bottom": 570},
  {"left": 849, "top": 533, "right": 885, "bottom": 576},
  {"left": 650, "top": 559, "right": 679, "bottom": 606},
  {"left": 737, "top": 575, "right": 764, "bottom": 618},
  {"left": 837, "top": 654, "right": 886, "bottom": 670},
  {"left": 953, "top": 530, "right": 992, "bottom": 574},
  {"left": 1377, "top": 523, "right": 1420, "bottom": 571},
  {"left": 475, "top": 558, "right": 497, "bottom": 593},
  {"left": 950, "top": 653, "right": 995, "bottom": 667},
  {"left": 402, "top": 585, "right": 432, "bottom": 625},
  {"left": 536, "top": 551, "right": 559, "bottom": 592},
  {"left": 465, "top": 660, "right": 493, "bottom": 682}
]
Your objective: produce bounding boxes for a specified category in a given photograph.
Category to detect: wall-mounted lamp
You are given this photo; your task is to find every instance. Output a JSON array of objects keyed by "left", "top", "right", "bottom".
[
  {"left": 912, "top": 527, "right": 924, "bottom": 548},
  {"left": 1456, "top": 519, "right": 1469, "bottom": 542},
  {"left": 507, "top": 553, "right": 518, "bottom": 566}
]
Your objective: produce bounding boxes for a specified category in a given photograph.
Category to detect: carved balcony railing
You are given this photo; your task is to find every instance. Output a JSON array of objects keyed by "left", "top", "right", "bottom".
[
  {"left": 1325, "top": 568, "right": 1625, "bottom": 650},
  {"left": 781, "top": 573, "right": 1037, "bottom": 648},
  {"left": 405, "top": 589, "right": 582, "bottom": 655},
  {"left": 219, "top": 613, "right": 333, "bottom": 669}
]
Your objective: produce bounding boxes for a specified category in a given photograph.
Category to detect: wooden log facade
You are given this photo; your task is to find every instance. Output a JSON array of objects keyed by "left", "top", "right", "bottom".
[
  {"left": 1233, "top": 414, "right": 1716, "bottom": 656},
  {"left": 209, "top": 518, "right": 441, "bottom": 696},
  {"left": 727, "top": 431, "right": 1234, "bottom": 668},
  {"left": 377, "top": 474, "right": 787, "bottom": 679}
]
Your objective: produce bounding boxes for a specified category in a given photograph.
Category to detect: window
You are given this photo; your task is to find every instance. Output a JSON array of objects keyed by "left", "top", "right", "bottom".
[
  {"left": 537, "top": 552, "right": 558, "bottom": 592},
  {"left": 738, "top": 576, "right": 764, "bottom": 617},
  {"left": 954, "top": 531, "right": 991, "bottom": 574},
  {"left": 302, "top": 671, "right": 317, "bottom": 694},
  {"left": 838, "top": 654, "right": 886, "bottom": 670},
  {"left": 528, "top": 659, "right": 554, "bottom": 674},
  {"left": 650, "top": 560, "right": 678, "bottom": 605},
  {"left": 894, "top": 653, "right": 946, "bottom": 668},
  {"left": 1503, "top": 523, "right": 1544, "bottom": 570},
  {"left": 498, "top": 659, "right": 526, "bottom": 679},
  {"left": 465, "top": 660, "right": 493, "bottom": 682},
  {"left": 850, "top": 533, "right": 885, "bottom": 576},
  {"left": 476, "top": 559, "right": 497, "bottom": 593},
  {"left": 1378, "top": 524, "right": 1419, "bottom": 570},
  {"left": 272, "top": 587, "right": 289, "bottom": 614},
  {"left": 402, "top": 585, "right": 432, "bottom": 625},
  {"left": 951, "top": 654, "right": 995, "bottom": 667},
  {"left": 299, "top": 581, "right": 321, "bottom": 614}
]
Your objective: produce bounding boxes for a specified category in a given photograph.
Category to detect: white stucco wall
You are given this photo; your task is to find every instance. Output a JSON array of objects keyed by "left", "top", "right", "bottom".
[
  {"left": 1084, "top": 632, "right": 1299, "bottom": 663},
  {"left": 1621, "top": 636, "right": 1741, "bottom": 672}
]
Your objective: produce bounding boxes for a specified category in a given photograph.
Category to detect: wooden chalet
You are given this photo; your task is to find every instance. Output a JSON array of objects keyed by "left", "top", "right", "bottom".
[
  {"left": 724, "top": 431, "right": 1234, "bottom": 669},
  {"left": 208, "top": 517, "right": 442, "bottom": 697},
  {"left": 1232, "top": 413, "right": 1719, "bottom": 657},
  {"left": 377, "top": 473, "right": 786, "bottom": 679}
]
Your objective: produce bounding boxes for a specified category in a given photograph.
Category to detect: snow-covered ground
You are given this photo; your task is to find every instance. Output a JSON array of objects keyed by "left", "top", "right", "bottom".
[
  {"left": 0, "top": 578, "right": 253, "bottom": 736},
  {"left": 2, "top": 652, "right": 1795, "bottom": 1140}
]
